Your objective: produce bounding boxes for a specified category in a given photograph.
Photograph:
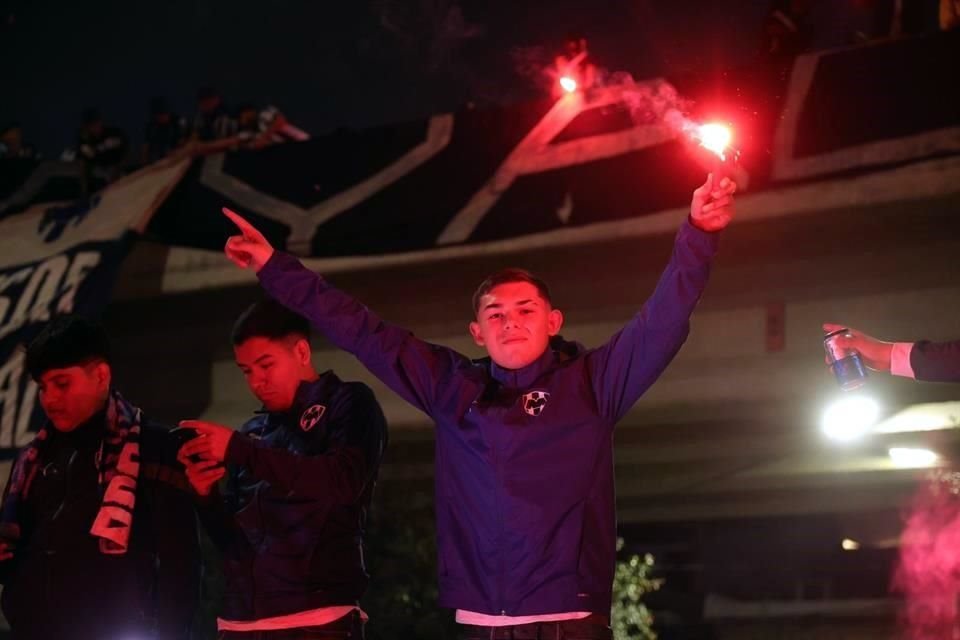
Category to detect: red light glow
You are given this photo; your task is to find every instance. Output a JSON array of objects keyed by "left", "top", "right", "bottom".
[{"left": 696, "top": 123, "right": 732, "bottom": 161}]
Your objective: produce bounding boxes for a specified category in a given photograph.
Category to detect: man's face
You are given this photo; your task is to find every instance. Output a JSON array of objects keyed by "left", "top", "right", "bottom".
[
  {"left": 37, "top": 362, "right": 111, "bottom": 432},
  {"left": 199, "top": 96, "right": 220, "bottom": 114},
  {"left": 469, "top": 281, "right": 563, "bottom": 370},
  {"left": 1, "top": 127, "right": 22, "bottom": 150},
  {"left": 238, "top": 109, "right": 257, "bottom": 127},
  {"left": 84, "top": 120, "right": 104, "bottom": 138},
  {"left": 235, "top": 336, "right": 311, "bottom": 412}
]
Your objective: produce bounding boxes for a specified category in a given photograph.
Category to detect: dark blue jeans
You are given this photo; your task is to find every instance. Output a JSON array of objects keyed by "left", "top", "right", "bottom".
[{"left": 458, "top": 614, "right": 612, "bottom": 640}]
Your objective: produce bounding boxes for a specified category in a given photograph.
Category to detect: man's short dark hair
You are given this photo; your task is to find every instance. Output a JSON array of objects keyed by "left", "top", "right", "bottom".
[
  {"left": 81, "top": 108, "right": 101, "bottom": 125},
  {"left": 232, "top": 298, "right": 311, "bottom": 346},
  {"left": 149, "top": 96, "right": 169, "bottom": 115},
  {"left": 471, "top": 268, "right": 553, "bottom": 315},
  {"left": 197, "top": 86, "right": 220, "bottom": 101},
  {"left": 26, "top": 315, "right": 111, "bottom": 380}
]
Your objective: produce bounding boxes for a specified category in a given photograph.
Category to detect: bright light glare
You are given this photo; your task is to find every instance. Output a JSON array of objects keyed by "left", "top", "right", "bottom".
[
  {"left": 559, "top": 76, "right": 578, "bottom": 94},
  {"left": 841, "top": 538, "right": 861, "bottom": 551},
  {"left": 821, "top": 395, "right": 880, "bottom": 442},
  {"left": 697, "top": 123, "right": 732, "bottom": 161},
  {"left": 888, "top": 447, "right": 939, "bottom": 468},
  {"left": 872, "top": 402, "right": 960, "bottom": 434}
]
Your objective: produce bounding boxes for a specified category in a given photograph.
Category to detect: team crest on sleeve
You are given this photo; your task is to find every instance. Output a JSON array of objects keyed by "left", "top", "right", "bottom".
[
  {"left": 522, "top": 391, "right": 550, "bottom": 417},
  {"left": 300, "top": 404, "right": 326, "bottom": 431}
]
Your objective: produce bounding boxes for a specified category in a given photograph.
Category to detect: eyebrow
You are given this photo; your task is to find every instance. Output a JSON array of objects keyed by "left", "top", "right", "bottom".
[
  {"left": 482, "top": 298, "right": 537, "bottom": 312},
  {"left": 239, "top": 354, "right": 274, "bottom": 368}
]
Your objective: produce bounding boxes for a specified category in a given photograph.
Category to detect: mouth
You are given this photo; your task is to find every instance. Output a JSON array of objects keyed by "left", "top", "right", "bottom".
[
  {"left": 46, "top": 413, "right": 72, "bottom": 428},
  {"left": 260, "top": 391, "right": 288, "bottom": 406},
  {"left": 501, "top": 337, "right": 527, "bottom": 345}
]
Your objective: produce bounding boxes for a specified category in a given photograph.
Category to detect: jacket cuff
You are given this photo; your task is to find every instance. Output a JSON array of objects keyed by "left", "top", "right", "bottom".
[
  {"left": 682, "top": 216, "right": 722, "bottom": 254},
  {"left": 256, "top": 250, "right": 287, "bottom": 288},
  {"left": 891, "top": 342, "right": 916, "bottom": 379}
]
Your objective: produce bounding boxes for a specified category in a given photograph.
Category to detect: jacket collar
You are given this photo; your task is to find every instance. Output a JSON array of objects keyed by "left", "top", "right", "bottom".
[
  {"left": 486, "top": 335, "right": 585, "bottom": 389},
  {"left": 257, "top": 370, "right": 340, "bottom": 420}
]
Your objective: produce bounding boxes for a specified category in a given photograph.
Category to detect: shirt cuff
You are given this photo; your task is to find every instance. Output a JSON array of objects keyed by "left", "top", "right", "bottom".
[{"left": 890, "top": 342, "right": 916, "bottom": 379}]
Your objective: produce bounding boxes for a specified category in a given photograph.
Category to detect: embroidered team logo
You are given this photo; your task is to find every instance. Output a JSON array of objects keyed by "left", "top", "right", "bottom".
[
  {"left": 299, "top": 404, "right": 326, "bottom": 431},
  {"left": 522, "top": 391, "right": 550, "bottom": 417}
]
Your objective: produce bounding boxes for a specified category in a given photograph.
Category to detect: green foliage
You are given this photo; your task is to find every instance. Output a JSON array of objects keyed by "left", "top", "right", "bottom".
[
  {"left": 611, "top": 537, "right": 663, "bottom": 640},
  {"left": 363, "top": 492, "right": 458, "bottom": 639}
]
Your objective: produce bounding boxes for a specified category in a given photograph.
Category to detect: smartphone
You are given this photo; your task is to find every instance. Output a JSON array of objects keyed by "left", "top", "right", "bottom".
[
  {"left": 170, "top": 426, "right": 199, "bottom": 446},
  {"left": 170, "top": 426, "right": 206, "bottom": 464}
]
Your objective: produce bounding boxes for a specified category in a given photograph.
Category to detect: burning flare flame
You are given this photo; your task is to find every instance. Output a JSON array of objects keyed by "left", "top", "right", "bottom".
[{"left": 695, "top": 123, "right": 732, "bottom": 161}]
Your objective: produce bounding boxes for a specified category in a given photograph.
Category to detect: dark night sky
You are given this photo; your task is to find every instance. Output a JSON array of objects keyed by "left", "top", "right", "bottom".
[{"left": 2, "top": 0, "right": 783, "bottom": 156}]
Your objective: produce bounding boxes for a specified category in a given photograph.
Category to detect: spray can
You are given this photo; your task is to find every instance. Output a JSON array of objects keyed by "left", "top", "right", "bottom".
[{"left": 823, "top": 328, "right": 868, "bottom": 391}]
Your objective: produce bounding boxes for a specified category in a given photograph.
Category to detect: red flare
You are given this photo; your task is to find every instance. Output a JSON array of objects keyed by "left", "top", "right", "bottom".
[{"left": 695, "top": 123, "right": 733, "bottom": 161}]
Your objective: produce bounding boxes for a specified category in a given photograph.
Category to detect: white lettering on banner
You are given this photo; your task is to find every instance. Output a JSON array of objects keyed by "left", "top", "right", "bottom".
[
  {"left": 0, "top": 251, "right": 101, "bottom": 341},
  {"left": 16, "top": 378, "right": 37, "bottom": 448},
  {"left": 0, "top": 250, "right": 103, "bottom": 449},
  {"left": 0, "top": 268, "right": 33, "bottom": 339},
  {"left": 56, "top": 251, "right": 101, "bottom": 315},
  {"left": 0, "top": 350, "right": 37, "bottom": 449},
  {"left": 21, "top": 255, "right": 68, "bottom": 325}
]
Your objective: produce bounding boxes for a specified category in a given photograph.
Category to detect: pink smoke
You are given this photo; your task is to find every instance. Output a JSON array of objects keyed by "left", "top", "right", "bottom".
[{"left": 894, "top": 470, "right": 960, "bottom": 640}]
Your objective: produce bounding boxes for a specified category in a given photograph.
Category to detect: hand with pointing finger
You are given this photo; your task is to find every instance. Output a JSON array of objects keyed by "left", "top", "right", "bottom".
[{"left": 222, "top": 207, "right": 275, "bottom": 273}]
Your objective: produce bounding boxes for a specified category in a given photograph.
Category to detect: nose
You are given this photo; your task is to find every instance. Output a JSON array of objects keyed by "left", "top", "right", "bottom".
[
  {"left": 41, "top": 401, "right": 63, "bottom": 419},
  {"left": 502, "top": 311, "right": 520, "bottom": 330},
  {"left": 39, "top": 390, "right": 59, "bottom": 410},
  {"left": 249, "top": 371, "right": 267, "bottom": 391}
]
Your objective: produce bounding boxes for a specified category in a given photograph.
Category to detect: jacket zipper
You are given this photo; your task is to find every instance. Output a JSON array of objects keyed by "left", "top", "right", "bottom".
[{"left": 494, "top": 418, "right": 507, "bottom": 615}]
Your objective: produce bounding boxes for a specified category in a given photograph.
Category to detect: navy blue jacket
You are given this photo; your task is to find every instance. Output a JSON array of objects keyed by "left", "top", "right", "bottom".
[
  {"left": 911, "top": 340, "right": 960, "bottom": 382},
  {"left": 257, "top": 220, "right": 719, "bottom": 617},
  {"left": 200, "top": 372, "right": 387, "bottom": 621}
]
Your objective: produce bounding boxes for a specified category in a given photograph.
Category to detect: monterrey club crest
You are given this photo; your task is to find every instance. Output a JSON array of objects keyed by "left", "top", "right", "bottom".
[
  {"left": 522, "top": 391, "right": 550, "bottom": 417},
  {"left": 299, "top": 404, "right": 326, "bottom": 431}
]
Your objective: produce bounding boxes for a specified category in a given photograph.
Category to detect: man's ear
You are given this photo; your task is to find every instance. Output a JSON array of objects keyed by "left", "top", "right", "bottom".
[
  {"left": 469, "top": 321, "right": 485, "bottom": 347},
  {"left": 94, "top": 361, "right": 112, "bottom": 391},
  {"left": 547, "top": 308, "right": 564, "bottom": 336},
  {"left": 294, "top": 337, "right": 312, "bottom": 365}
]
